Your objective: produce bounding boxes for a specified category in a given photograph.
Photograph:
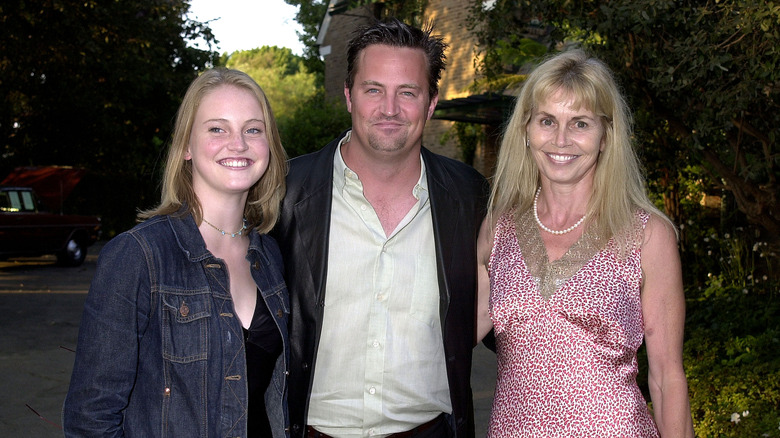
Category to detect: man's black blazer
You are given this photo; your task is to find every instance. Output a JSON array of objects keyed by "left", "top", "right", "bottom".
[{"left": 273, "top": 131, "right": 489, "bottom": 437}]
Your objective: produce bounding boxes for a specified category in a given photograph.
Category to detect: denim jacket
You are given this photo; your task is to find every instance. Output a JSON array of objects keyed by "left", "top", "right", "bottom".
[{"left": 63, "top": 211, "right": 290, "bottom": 438}]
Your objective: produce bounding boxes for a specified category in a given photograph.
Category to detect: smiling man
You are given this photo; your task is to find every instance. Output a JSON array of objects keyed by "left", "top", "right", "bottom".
[{"left": 273, "top": 18, "right": 489, "bottom": 438}]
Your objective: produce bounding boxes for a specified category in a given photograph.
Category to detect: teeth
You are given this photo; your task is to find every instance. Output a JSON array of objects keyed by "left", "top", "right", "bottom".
[
  {"left": 220, "top": 159, "right": 248, "bottom": 168},
  {"left": 548, "top": 153, "right": 576, "bottom": 162}
]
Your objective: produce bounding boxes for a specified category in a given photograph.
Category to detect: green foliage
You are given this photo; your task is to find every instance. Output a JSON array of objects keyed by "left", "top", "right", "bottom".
[
  {"left": 0, "top": 0, "right": 219, "bottom": 235},
  {"left": 685, "top": 282, "right": 780, "bottom": 437},
  {"left": 493, "top": 36, "right": 548, "bottom": 71},
  {"left": 223, "top": 46, "right": 346, "bottom": 158},
  {"left": 677, "top": 221, "right": 780, "bottom": 436},
  {"left": 468, "top": 3, "right": 780, "bottom": 434},
  {"left": 282, "top": 0, "right": 328, "bottom": 77},
  {"left": 441, "top": 122, "right": 484, "bottom": 166},
  {"left": 284, "top": 0, "right": 428, "bottom": 76},
  {"left": 224, "top": 46, "right": 319, "bottom": 124},
  {"left": 278, "top": 89, "right": 351, "bottom": 158},
  {"left": 467, "top": 0, "right": 780, "bottom": 245}
]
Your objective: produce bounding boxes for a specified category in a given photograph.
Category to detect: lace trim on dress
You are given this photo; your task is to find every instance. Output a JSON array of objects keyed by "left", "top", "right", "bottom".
[{"left": 515, "top": 208, "right": 646, "bottom": 299}]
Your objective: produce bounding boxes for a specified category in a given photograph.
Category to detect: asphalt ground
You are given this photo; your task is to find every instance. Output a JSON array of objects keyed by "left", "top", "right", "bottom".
[{"left": 0, "top": 242, "right": 497, "bottom": 437}]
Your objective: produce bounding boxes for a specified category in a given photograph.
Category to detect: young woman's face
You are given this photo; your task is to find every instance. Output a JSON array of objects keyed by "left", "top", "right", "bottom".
[{"left": 186, "top": 85, "right": 270, "bottom": 202}]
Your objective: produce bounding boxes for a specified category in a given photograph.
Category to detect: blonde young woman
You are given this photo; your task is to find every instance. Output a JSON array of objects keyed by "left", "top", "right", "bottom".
[
  {"left": 64, "top": 68, "right": 290, "bottom": 437},
  {"left": 476, "top": 50, "right": 694, "bottom": 437}
]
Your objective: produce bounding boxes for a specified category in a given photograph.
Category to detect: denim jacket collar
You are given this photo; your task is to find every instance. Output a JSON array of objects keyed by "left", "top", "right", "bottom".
[{"left": 167, "top": 206, "right": 272, "bottom": 267}]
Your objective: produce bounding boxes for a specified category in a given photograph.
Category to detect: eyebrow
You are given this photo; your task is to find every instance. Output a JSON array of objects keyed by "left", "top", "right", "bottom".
[
  {"left": 536, "top": 111, "right": 596, "bottom": 121},
  {"left": 202, "top": 118, "right": 266, "bottom": 125},
  {"left": 360, "top": 80, "right": 422, "bottom": 90}
]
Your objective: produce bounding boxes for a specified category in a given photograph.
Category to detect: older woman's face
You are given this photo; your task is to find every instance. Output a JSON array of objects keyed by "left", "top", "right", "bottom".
[{"left": 527, "top": 89, "right": 605, "bottom": 189}]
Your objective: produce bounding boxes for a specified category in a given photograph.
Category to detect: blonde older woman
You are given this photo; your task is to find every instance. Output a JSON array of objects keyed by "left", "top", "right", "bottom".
[{"left": 476, "top": 50, "right": 694, "bottom": 437}]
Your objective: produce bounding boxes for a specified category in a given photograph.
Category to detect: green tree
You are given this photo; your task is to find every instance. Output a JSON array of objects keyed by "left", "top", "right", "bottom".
[
  {"left": 283, "top": 0, "right": 329, "bottom": 77},
  {"left": 279, "top": 89, "right": 351, "bottom": 158},
  {"left": 468, "top": 0, "right": 780, "bottom": 246},
  {"left": 224, "top": 46, "right": 319, "bottom": 124},
  {"left": 468, "top": 4, "right": 780, "bottom": 436},
  {"left": 0, "top": 0, "right": 218, "bottom": 234},
  {"left": 223, "top": 46, "right": 345, "bottom": 157},
  {"left": 283, "top": 0, "right": 427, "bottom": 77}
]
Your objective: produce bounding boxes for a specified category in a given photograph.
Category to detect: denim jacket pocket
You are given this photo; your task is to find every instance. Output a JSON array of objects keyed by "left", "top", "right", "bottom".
[{"left": 160, "top": 289, "right": 211, "bottom": 363}]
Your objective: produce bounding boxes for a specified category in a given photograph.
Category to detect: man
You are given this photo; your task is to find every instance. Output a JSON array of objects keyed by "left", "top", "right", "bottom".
[{"left": 274, "top": 18, "right": 489, "bottom": 438}]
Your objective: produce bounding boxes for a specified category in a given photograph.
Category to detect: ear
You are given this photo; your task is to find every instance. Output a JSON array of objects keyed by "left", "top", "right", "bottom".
[
  {"left": 344, "top": 84, "right": 353, "bottom": 113},
  {"left": 600, "top": 118, "right": 611, "bottom": 152},
  {"left": 184, "top": 148, "right": 192, "bottom": 160},
  {"left": 426, "top": 92, "right": 439, "bottom": 120}
]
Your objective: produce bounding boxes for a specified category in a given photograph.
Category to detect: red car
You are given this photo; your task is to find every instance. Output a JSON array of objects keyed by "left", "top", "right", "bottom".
[{"left": 0, "top": 168, "right": 101, "bottom": 266}]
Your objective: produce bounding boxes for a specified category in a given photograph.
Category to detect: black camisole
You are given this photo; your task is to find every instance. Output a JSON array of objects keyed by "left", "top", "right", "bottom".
[{"left": 242, "top": 290, "right": 283, "bottom": 438}]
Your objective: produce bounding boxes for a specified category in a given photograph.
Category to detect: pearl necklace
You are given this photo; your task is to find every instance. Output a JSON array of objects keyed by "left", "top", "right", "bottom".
[
  {"left": 533, "top": 188, "right": 586, "bottom": 235},
  {"left": 202, "top": 217, "right": 247, "bottom": 238}
]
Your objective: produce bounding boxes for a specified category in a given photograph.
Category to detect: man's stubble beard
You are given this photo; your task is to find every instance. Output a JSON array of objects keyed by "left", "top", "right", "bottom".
[{"left": 367, "top": 120, "right": 410, "bottom": 153}]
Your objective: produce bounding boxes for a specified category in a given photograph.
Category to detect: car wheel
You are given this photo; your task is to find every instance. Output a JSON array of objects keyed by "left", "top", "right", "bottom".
[{"left": 57, "top": 238, "right": 87, "bottom": 267}]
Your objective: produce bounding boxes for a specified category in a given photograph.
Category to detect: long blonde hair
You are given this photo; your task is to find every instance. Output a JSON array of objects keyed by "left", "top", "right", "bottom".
[
  {"left": 139, "top": 67, "right": 287, "bottom": 234},
  {"left": 489, "top": 49, "right": 672, "bottom": 240}
]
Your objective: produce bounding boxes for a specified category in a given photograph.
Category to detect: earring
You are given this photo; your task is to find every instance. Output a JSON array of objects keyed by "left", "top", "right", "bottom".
[{"left": 526, "top": 138, "right": 530, "bottom": 148}]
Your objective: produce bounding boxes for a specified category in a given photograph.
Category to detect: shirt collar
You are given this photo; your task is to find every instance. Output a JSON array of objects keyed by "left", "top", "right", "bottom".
[{"left": 333, "top": 130, "right": 428, "bottom": 201}]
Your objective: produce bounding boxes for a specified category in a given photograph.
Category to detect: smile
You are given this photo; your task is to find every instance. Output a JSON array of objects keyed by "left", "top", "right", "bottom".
[
  {"left": 219, "top": 158, "right": 252, "bottom": 168},
  {"left": 547, "top": 153, "right": 577, "bottom": 163}
]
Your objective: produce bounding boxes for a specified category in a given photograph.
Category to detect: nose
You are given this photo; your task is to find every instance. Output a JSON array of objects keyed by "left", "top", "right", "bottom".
[
  {"left": 381, "top": 94, "right": 400, "bottom": 117},
  {"left": 227, "top": 131, "right": 249, "bottom": 151},
  {"left": 553, "top": 125, "right": 570, "bottom": 148}
]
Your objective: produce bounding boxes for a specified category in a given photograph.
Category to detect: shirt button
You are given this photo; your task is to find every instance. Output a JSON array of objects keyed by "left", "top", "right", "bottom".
[
  {"left": 372, "top": 340, "right": 379, "bottom": 348},
  {"left": 360, "top": 205, "right": 367, "bottom": 211},
  {"left": 368, "top": 386, "right": 376, "bottom": 395}
]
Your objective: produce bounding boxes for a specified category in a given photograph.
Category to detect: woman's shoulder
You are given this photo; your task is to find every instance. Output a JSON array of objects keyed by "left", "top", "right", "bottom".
[
  {"left": 102, "top": 215, "right": 177, "bottom": 254},
  {"left": 642, "top": 211, "right": 678, "bottom": 248}
]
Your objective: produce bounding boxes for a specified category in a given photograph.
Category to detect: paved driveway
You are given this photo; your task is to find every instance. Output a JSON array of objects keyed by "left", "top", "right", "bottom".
[{"left": 0, "top": 242, "right": 496, "bottom": 437}]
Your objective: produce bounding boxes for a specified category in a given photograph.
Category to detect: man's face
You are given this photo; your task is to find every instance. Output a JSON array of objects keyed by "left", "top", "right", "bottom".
[{"left": 344, "top": 44, "right": 438, "bottom": 157}]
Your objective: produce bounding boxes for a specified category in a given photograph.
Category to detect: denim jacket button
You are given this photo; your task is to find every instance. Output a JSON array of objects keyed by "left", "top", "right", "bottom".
[
  {"left": 179, "top": 300, "right": 190, "bottom": 317},
  {"left": 164, "top": 387, "right": 171, "bottom": 396},
  {"left": 276, "top": 309, "right": 283, "bottom": 318},
  {"left": 253, "top": 261, "right": 260, "bottom": 270}
]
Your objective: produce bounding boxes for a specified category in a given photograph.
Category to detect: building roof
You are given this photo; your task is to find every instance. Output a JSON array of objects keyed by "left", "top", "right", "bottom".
[{"left": 433, "top": 93, "right": 516, "bottom": 124}]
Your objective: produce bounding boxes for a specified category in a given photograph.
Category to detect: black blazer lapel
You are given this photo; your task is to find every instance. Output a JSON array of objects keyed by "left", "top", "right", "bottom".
[
  {"left": 422, "top": 148, "right": 462, "bottom": 311},
  {"left": 289, "top": 141, "right": 339, "bottom": 303}
]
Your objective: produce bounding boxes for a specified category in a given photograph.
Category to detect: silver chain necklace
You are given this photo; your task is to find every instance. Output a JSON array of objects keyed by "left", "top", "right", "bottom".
[
  {"left": 201, "top": 217, "right": 247, "bottom": 238},
  {"left": 533, "top": 188, "right": 586, "bottom": 235}
]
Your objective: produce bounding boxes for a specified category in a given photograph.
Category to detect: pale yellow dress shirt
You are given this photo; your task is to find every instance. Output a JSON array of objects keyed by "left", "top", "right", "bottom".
[{"left": 307, "top": 133, "right": 451, "bottom": 437}]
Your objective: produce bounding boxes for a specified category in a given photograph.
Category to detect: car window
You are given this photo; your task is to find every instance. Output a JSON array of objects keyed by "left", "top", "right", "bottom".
[
  {"left": 20, "top": 191, "right": 36, "bottom": 211},
  {"left": 1, "top": 190, "right": 37, "bottom": 212},
  {"left": 0, "top": 192, "right": 10, "bottom": 211},
  {"left": 8, "top": 191, "right": 22, "bottom": 212}
]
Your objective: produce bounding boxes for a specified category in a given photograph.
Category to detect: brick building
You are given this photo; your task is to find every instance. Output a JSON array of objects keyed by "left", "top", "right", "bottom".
[{"left": 315, "top": 0, "right": 512, "bottom": 176}]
